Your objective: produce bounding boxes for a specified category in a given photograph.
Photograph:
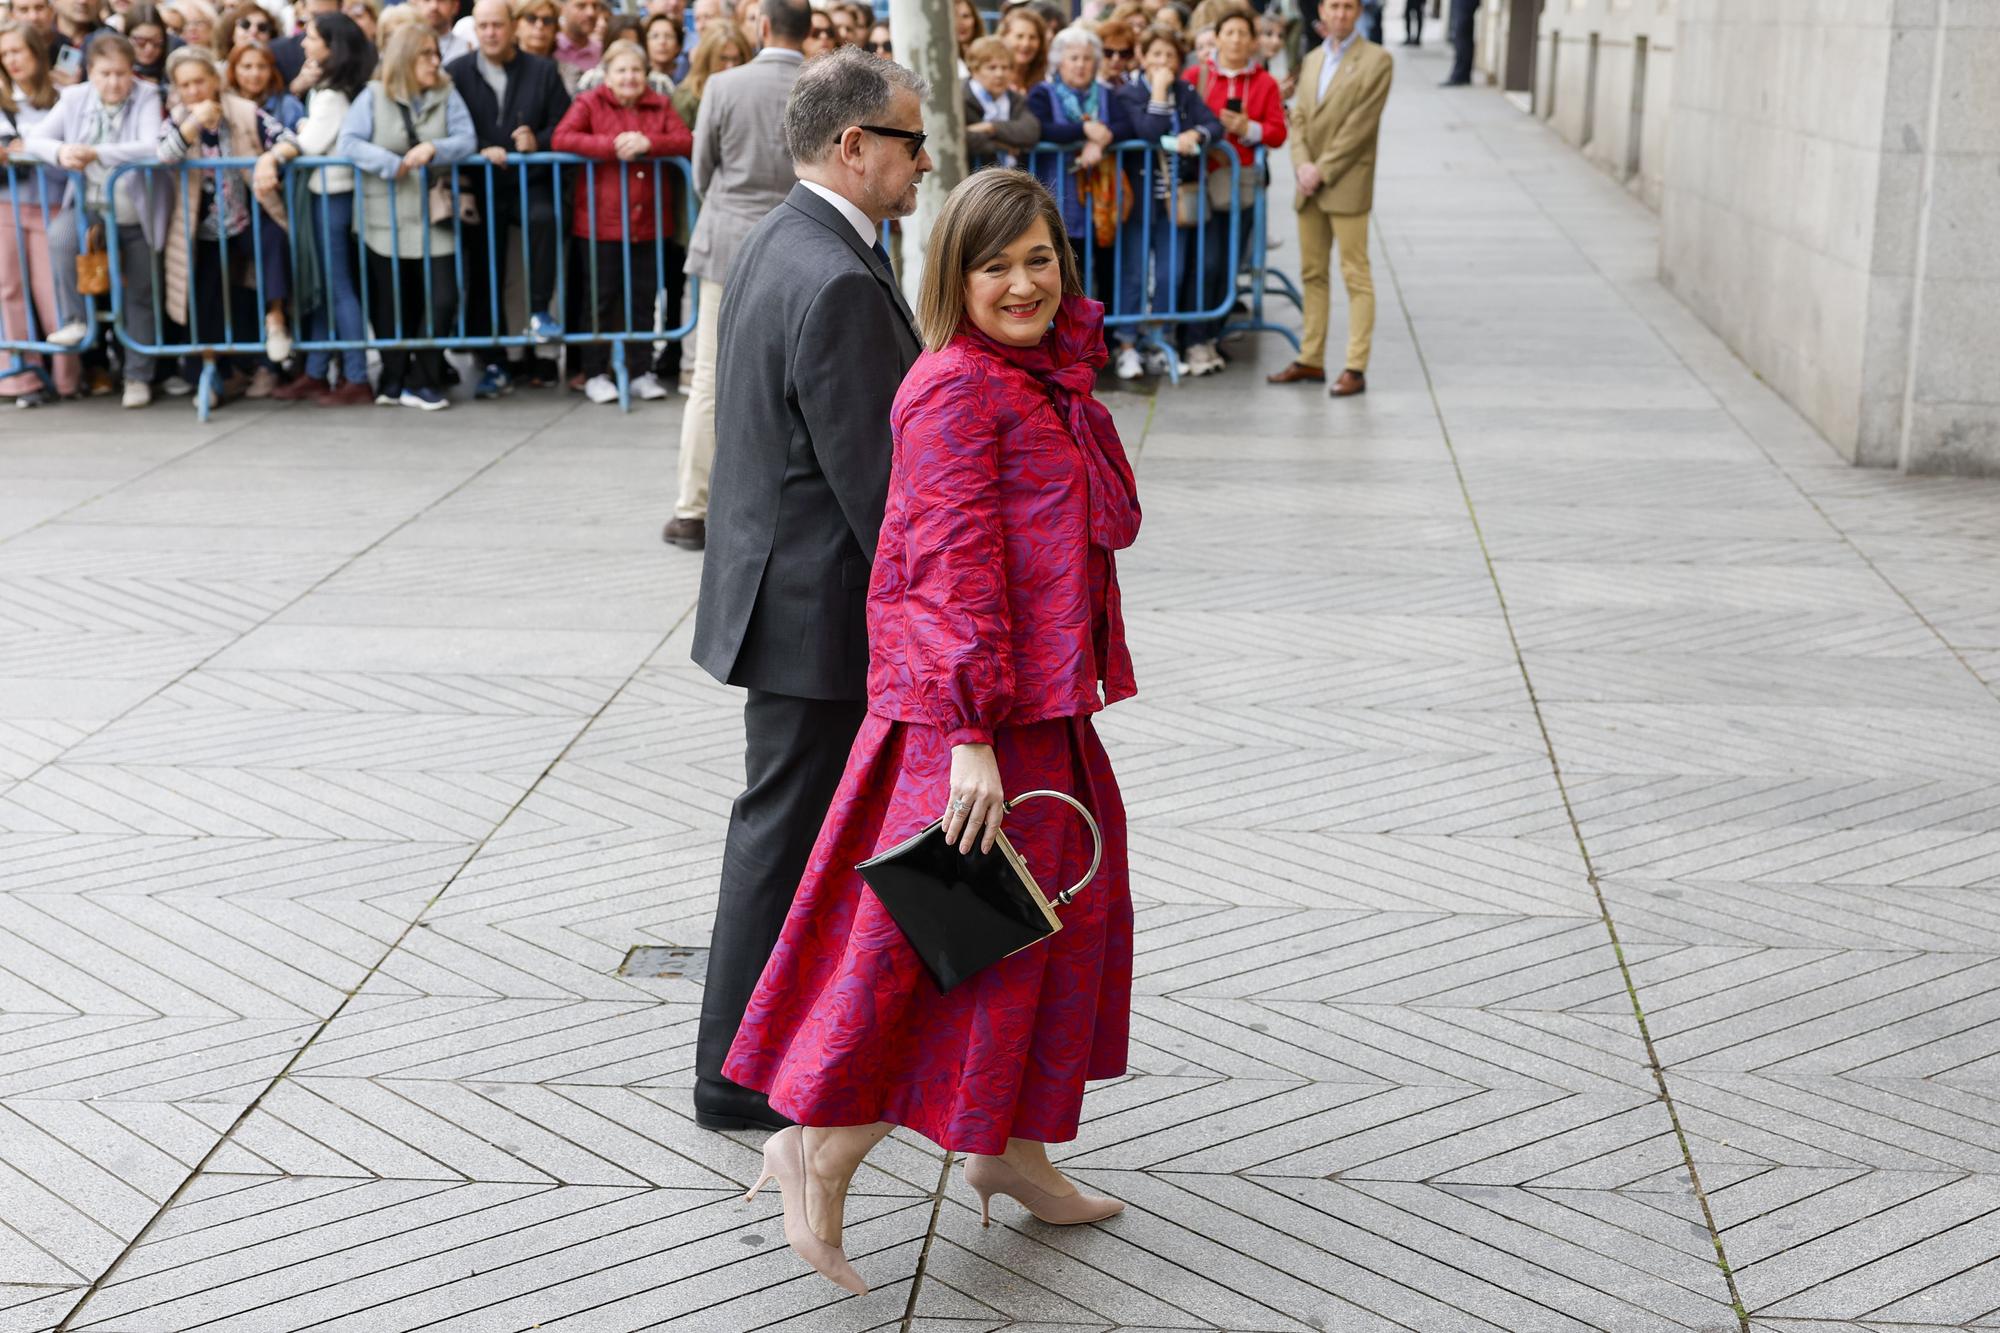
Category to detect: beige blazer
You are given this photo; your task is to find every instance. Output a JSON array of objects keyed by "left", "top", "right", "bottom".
[{"left": 1288, "top": 38, "right": 1394, "bottom": 216}]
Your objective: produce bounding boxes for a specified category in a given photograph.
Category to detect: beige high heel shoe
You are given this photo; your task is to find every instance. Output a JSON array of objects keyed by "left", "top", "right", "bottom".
[
  {"left": 744, "top": 1126, "right": 868, "bottom": 1295},
  {"left": 963, "top": 1153, "right": 1126, "bottom": 1228}
]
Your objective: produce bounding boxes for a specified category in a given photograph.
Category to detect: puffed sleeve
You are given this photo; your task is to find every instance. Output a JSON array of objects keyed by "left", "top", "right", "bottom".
[{"left": 894, "top": 365, "right": 1012, "bottom": 748}]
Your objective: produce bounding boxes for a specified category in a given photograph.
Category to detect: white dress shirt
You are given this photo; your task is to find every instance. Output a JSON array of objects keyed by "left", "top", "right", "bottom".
[
  {"left": 799, "top": 179, "right": 878, "bottom": 250},
  {"left": 1318, "top": 30, "right": 1360, "bottom": 100}
]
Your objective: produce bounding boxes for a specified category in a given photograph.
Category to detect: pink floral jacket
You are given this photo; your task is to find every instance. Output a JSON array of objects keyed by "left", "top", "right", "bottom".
[{"left": 867, "top": 297, "right": 1141, "bottom": 746}]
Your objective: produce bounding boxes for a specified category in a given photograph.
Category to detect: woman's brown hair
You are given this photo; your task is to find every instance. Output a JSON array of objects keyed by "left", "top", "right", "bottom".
[
  {"left": 214, "top": 0, "right": 273, "bottom": 57},
  {"left": 0, "top": 22, "right": 57, "bottom": 115},
  {"left": 684, "top": 19, "right": 747, "bottom": 98},
  {"left": 224, "top": 39, "right": 279, "bottom": 98},
  {"left": 1138, "top": 22, "right": 1186, "bottom": 63},
  {"left": 378, "top": 22, "right": 443, "bottom": 102},
  {"left": 997, "top": 6, "right": 1048, "bottom": 88},
  {"left": 916, "top": 168, "right": 1081, "bottom": 353}
]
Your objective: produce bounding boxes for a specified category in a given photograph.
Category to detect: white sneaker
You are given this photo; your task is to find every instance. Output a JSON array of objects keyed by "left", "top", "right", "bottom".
[
  {"left": 46, "top": 321, "right": 88, "bottom": 347},
  {"left": 1143, "top": 345, "right": 1189, "bottom": 378},
  {"left": 162, "top": 373, "right": 194, "bottom": 397},
  {"left": 122, "top": 380, "right": 151, "bottom": 409},
  {"left": 1186, "top": 341, "right": 1224, "bottom": 376},
  {"left": 264, "top": 318, "right": 293, "bottom": 364},
  {"left": 583, "top": 374, "right": 620, "bottom": 405},
  {"left": 632, "top": 372, "right": 669, "bottom": 401},
  {"left": 1114, "top": 345, "right": 1143, "bottom": 380}
]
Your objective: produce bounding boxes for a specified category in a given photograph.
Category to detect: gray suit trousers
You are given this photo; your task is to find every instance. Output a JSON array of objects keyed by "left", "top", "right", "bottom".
[{"left": 695, "top": 689, "right": 867, "bottom": 1104}]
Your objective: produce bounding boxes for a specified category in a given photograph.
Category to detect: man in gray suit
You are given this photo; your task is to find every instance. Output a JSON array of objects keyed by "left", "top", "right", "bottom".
[
  {"left": 663, "top": 0, "right": 811, "bottom": 551},
  {"left": 689, "top": 47, "right": 930, "bottom": 1131}
]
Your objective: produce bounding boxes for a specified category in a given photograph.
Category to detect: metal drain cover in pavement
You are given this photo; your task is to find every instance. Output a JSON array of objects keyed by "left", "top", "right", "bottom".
[{"left": 618, "top": 946, "right": 710, "bottom": 982}]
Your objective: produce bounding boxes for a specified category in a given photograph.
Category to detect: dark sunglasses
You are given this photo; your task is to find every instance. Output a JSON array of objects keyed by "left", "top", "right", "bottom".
[
  {"left": 521, "top": 13, "right": 556, "bottom": 23},
  {"left": 809, "top": 22, "right": 831, "bottom": 36},
  {"left": 1102, "top": 45, "right": 1133, "bottom": 58},
  {"left": 858, "top": 122, "right": 923, "bottom": 158},
  {"left": 238, "top": 18, "right": 274, "bottom": 32},
  {"left": 864, "top": 39, "right": 890, "bottom": 53}
]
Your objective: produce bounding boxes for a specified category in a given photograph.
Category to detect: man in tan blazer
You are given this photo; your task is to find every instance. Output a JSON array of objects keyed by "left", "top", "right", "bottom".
[{"left": 1268, "top": 0, "right": 1393, "bottom": 396}]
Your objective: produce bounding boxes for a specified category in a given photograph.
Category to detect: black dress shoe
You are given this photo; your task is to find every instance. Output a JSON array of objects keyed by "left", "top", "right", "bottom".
[{"left": 693, "top": 1081, "right": 793, "bottom": 1131}]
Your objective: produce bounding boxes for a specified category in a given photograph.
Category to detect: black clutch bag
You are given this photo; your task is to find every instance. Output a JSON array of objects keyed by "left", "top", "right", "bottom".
[{"left": 856, "top": 790, "right": 1103, "bottom": 994}]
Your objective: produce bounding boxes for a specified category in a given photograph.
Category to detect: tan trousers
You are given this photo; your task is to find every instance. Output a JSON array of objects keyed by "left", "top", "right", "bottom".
[
  {"left": 675, "top": 278, "right": 723, "bottom": 521},
  {"left": 1297, "top": 208, "right": 1374, "bottom": 373}
]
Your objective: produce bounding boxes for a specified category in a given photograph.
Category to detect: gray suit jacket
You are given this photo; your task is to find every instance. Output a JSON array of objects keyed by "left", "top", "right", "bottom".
[
  {"left": 691, "top": 184, "right": 924, "bottom": 700},
  {"left": 684, "top": 48, "right": 802, "bottom": 285}
]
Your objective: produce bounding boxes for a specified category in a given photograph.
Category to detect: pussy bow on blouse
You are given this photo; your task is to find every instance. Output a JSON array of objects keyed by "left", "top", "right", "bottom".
[{"left": 868, "top": 295, "right": 1142, "bottom": 746}]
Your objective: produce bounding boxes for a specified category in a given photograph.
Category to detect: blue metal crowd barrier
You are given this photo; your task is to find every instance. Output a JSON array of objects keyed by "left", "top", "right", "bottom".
[
  {"left": 99, "top": 151, "right": 697, "bottom": 419},
  {"left": 0, "top": 163, "right": 103, "bottom": 395},
  {"left": 1015, "top": 139, "right": 1299, "bottom": 382},
  {"left": 12, "top": 141, "right": 1299, "bottom": 415}
]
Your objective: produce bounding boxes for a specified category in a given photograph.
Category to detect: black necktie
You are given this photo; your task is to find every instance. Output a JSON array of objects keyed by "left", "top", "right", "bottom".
[{"left": 871, "top": 238, "right": 892, "bottom": 272}]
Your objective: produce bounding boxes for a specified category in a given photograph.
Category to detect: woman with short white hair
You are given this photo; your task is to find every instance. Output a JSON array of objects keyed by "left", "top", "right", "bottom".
[{"left": 1025, "top": 26, "right": 1132, "bottom": 333}]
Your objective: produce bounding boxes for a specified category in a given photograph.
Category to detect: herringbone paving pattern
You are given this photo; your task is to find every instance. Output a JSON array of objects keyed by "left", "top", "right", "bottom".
[{"left": 5, "top": 43, "right": 2000, "bottom": 1333}]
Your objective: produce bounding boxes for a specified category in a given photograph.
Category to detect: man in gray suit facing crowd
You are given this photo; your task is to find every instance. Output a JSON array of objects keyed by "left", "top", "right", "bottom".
[
  {"left": 663, "top": 0, "right": 810, "bottom": 551},
  {"left": 689, "top": 46, "right": 930, "bottom": 1131}
]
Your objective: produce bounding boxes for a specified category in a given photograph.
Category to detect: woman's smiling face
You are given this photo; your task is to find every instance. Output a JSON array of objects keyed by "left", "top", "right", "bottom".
[{"left": 963, "top": 216, "right": 1062, "bottom": 348}]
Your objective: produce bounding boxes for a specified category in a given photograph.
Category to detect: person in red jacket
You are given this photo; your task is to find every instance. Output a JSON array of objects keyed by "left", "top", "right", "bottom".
[
  {"left": 1181, "top": 4, "right": 1285, "bottom": 375},
  {"left": 551, "top": 39, "right": 691, "bottom": 403},
  {"left": 724, "top": 169, "right": 1141, "bottom": 1296}
]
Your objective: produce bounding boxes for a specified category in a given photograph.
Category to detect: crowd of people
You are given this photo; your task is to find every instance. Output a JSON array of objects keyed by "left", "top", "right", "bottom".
[{"left": 0, "top": 0, "right": 1313, "bottom": 412}]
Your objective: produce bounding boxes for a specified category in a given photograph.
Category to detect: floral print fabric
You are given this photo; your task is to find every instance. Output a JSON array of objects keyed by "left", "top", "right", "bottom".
[{"left": 722, "top": 714, "right": 1132, "bottom": 1154}]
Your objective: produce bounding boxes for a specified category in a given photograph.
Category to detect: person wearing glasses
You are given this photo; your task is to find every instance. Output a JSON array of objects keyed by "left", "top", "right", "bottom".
[
  {"left": 337, "top": 23, "right": 475, "bottom": 409},
  {"left": 862, "top": 19, "right": 887, "bottom": 58},
  {"left": 690, "top": 45, "right": 928, "bottom": 1149},
  {"left": 121, "top": 3, "right": 173, "bottom": 86},
  {"left": 800, "top": 7, "right": 830, "bottom": 59},
  {"left": 211, "top": 1, "right": 268, "bottom": 58},
  {"left": 664, "top": 0, "right": 797, "bottom": 549},
  {"left": 510, "top": 0, "right": 555, "bottom": 58},
  {"left": 1093, "top": 13, "right": 1140, "bottom": 89}
]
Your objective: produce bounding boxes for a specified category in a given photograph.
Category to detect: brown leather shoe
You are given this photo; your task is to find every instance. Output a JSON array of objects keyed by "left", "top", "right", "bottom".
[
  {"left": 1265, "top": 361, "right": 1325, "bottom": 385},
  {"left": 1331, "top": 369, "right": 1367, "bottom": 397},
  {"left": 662, "top": 516, "right": 705, "bottom": 550}
]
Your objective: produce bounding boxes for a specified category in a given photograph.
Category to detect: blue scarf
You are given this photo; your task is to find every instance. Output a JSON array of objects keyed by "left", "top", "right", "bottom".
[{"left": 1045, "top": 76, "right": 1100, "bottom": 128}]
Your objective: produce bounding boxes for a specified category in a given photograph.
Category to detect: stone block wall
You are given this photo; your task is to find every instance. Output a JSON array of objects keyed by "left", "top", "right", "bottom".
[{"left": 1661, "top": 0, "right": 2000, "bottom": 473}]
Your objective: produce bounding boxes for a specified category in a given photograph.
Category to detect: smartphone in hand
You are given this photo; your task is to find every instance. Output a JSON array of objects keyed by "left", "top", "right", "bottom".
[
  {"left": 54, "top": 44, "right": 84, "bottom": 78},
  {"left": 1225, "top": 96, "right": 1243, "bottom": 113}
]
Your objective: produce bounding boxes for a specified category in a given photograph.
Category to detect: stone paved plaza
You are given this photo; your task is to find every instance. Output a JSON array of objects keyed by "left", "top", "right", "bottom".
[{"left": 6, "top": 44, "right": 2000, "bottom": 1333}]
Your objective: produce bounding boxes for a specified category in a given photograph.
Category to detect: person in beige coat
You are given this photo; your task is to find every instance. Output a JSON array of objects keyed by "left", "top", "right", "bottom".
[{"left": 1267, "top": 0, "right": 1390, "bottom": 397}]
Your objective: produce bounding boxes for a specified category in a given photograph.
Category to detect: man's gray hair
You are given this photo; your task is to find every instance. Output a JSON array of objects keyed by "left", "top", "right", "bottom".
[
  {"left": 784, "top": 45, "right": 928, "bottom": 165},
  {"left": 1047, "top": 23, "right": 1101, "bottom": 69}
]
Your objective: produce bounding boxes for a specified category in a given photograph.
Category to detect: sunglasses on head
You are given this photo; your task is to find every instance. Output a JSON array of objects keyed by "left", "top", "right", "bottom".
[{"left": 858, "top": 123, "right": 922, "bottom": 159}]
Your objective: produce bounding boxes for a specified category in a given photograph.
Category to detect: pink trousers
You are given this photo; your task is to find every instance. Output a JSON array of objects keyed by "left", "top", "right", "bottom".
[{"left": 0, "top": 198, "right": 82, "bottom": 398}]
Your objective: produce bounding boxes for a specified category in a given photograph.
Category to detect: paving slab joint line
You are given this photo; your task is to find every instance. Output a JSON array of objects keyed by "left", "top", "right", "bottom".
[
  {"left": 49, "top": 599, "right": 701, "bottom": 1333},
  {"left": 1379, "top": 219, "right": 1751, "bottom": 1333},
  {"left": 1490, "top": 100, "right": 1998, "bottom": 711},
  {"left": 898, "top": 1151, "right": 958, "bottom": 1331}
]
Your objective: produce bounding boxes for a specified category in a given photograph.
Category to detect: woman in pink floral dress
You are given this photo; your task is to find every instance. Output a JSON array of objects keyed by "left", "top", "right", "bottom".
[{"left": 724, "top": 168, "right": 1142, "bottom": 1295}]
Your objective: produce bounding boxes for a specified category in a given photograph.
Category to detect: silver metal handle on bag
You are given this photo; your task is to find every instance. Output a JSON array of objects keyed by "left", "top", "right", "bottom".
[{"left": 1003, "top": 789, "right": 1103, "bottom": 906}]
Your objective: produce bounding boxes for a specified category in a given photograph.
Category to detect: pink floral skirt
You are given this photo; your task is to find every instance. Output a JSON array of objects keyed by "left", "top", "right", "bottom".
[{"left": 722, "top": 712, "right": 1132, "bottom": 1155}]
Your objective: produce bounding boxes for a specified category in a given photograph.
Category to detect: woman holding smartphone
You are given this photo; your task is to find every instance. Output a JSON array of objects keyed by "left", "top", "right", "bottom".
[{"left": 1182, "top": 5, "right": 1283, "bottom": 377}]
